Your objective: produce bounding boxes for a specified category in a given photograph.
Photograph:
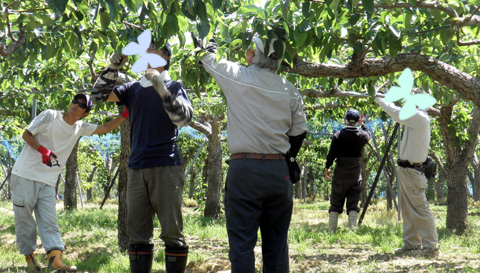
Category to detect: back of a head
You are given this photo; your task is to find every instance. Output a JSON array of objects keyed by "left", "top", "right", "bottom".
[
  {"left": 344, "top": 109, "right": 360, "bottom": 125},
  {"left": 252, "top": 35, "right": 285, "bottom": 72}
]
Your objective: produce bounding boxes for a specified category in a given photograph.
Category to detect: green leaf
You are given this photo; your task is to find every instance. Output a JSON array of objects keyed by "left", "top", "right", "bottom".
[
  {"left": 196, "top": 0, "right": 208, "bottom": 21},
  {"left": 46, "top": 0, "right": 69, "bottom": 17},
  {"left": 197, "top": 19, "right": 210, "bottom": 38},
  {"left": 99, "top": 8, "right": 110, "bottom": 30},
  {"left": 404, "top": 12, "right": 412, "bottom": 30},
  {"left": 302, "top": 1, "right": 310, "bottom": 18},
  {"left": 348, "top": 13, "right": 361, "bottom": 25},
  {"left": 238, "top": 5, "right": 260, "bottom": 16},
  {"left": 440, "top": 28, "right": 454, "bottom": 46},
  {"left": 212, "top": 0, "right": 222, "bottom": 10},
  {"left": 178, "top": 31, "right": 186, "bottom": 48},
  {"left": 282, "top": 22, "right": 290, "bottom": 39},
  {"left": 281, "top": 1, "right": 289, "bottom": 21},
  {"left": 367, "top": 81, "right": 375, "bottom": 97},
  {"left": 181, "top": 0, "right": 196, "bottom": 21},
  {"left": 363, "top": 0, "right": 374, "bottom": 18},
  {"left": 293, "top": 28, "right": 308, "bottom": 47}
]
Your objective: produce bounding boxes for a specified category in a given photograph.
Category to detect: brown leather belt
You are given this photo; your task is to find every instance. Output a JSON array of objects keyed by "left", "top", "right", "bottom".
[{"left": 230, "top": 153, "right": 285, "bottom": 161}]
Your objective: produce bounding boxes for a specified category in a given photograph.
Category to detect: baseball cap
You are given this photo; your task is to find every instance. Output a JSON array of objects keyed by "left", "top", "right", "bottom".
[
  {"left": 74, "top": 93, "right": 93, "bottom": 112},
  {"left": 345, "top": 109, "right": 360, "bottom": 123}
]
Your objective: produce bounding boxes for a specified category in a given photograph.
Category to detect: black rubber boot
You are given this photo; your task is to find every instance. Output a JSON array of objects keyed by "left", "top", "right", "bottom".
[
  {"left": 165, "top": 244, "right": 189, "bottom": 273},
  {"left": 128, "top": 244, "right": 154, "bottom": 273}
]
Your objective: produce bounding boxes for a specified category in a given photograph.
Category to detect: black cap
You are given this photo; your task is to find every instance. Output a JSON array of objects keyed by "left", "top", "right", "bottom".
[{"left": 345, "top": 109, "right": 360, "bottom": 123}]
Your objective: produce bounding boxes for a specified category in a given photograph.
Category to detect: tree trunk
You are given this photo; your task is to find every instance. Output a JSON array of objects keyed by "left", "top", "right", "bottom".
[
  {"left": 430, "top": 152, "right": 446, "bottom": 201},
  {"left": 64, "top": 140, "right": 79, "bottom": 210},
  {"left": 426, "top": 176, "right": 436, "bottom": 201},
  {"left": 360, "top": 150, "right": 369, "bottom": 208},
  {"left": 204, "top": 120, "right": 223, "bottom": 219},
  {"left": 189, "top": 170, "right": 196, "bottom": 199},
  {"left": 385, "top": 159, "right": 393, "bottom": 210},
  {"left": 307, "top": 165, "right": 315, "bottom": 198},
  {"left": 118, "top": 107, "right": 130, "bottom": 252},
  {"left": 302, "top": 164, "right": 307, "bottom": 201},
  {"left": 436, "top": 172, "right": 446, "bottom": 200},
  {"left": 440, "top": 106, "right": 480, "bottom": 234},
  {"left": 446, "top": 165, "right": 469, "bottom": 233},
  {"left": 295, "top": 174, "right": 303, "bottom": 199},
  {"left": 86, "top": 166, "right": 97, "bottom": 201},
  {"left": 472, "top": 154, "right": 480, "bottom": 201}
]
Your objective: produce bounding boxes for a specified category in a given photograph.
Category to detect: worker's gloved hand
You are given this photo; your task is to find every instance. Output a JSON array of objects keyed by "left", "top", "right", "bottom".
[
  {"left": 109, "top": 52, "right": 127, "bottom": 70},
  {"left": 145, "top": 69, "right": 168, "bottom": 98},
  {"left": 38, "top": 146, "right": 57, "bottom": 167},
  {"left": 205, "top": 35, "right": 217, "bottom": 53},
  {"left": 121, "top": 107, "right": 129, "bottom": 118},
  {"left": 191, "top": 33, "right": 204, "bottom": 52}
]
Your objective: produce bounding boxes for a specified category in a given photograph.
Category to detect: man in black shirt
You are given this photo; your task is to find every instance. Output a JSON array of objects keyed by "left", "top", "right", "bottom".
[{"left": 325, "top": 109, "right": 371, "bottom": 233}]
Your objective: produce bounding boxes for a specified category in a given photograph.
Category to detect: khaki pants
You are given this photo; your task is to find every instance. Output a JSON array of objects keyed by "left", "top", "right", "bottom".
[
  {"left": 11, "top": 174, "right": 65, "bottom": 254},
  {"left": 397, "top": 166, "right": 438, "bottom": 248},
  {"left": 127, "top": 166, "right": 186, "bottom": 247}
]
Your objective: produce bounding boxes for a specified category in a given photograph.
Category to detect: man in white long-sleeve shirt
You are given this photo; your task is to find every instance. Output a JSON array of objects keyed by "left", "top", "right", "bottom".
[{"left": 376, "top": 96, "right": 439, "bottom": 257}]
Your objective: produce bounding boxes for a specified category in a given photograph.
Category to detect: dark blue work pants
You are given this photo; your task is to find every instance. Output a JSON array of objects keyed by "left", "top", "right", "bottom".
[{"left": 225, "top": 158, "right": 293, "bottom": 273}]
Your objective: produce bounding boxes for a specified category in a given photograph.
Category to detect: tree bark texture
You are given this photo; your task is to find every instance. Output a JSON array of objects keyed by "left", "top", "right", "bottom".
[
  {"left": 118, "top": 108, "right": 130, "bottom": 252},
  {"left": 64, "top": 140, "right": 79, "bottom": 210},
  {"left": 292, "top": 53, "right": 480, "bottom": 107},
  {"left": 426, "top": 176, "right": 436, "bottom": 201},
  {"left": 439, "top": 106, "right": 480, "bottom": 233},
  {"left": 203, "top": 120, "right": 223, "bottom": 219}
]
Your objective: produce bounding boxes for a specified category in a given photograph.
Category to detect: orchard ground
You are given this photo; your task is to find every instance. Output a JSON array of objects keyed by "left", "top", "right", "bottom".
[{"left": 1, "top": 199, "right": 480, "bottom": 272}]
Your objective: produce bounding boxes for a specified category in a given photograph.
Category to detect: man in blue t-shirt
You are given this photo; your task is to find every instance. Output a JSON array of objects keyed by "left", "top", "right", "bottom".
[{"left": 91, "top": 42, "right": 193, "bottom": 273}]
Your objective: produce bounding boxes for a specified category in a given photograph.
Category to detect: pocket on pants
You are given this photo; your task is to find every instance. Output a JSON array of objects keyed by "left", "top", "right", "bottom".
[{"left": 12, "top": 195, "right": 25, "bottom": 208}]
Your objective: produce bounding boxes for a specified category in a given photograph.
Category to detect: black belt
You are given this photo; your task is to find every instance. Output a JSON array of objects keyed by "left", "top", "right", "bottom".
[
  {"left": 397, "top": 159, "right": 421, "bottom": 168},
  {"left": 397, "top": 159, "right": 425, "bottom": 173}
]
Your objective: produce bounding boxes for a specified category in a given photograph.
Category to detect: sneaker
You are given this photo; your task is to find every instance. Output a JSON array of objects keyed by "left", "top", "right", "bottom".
[
  {"left": 394, "top": 246, "right": 421, "bottom": 255},
  {"left": 421, "top": 246, "right": 440, "bottom": 257}
]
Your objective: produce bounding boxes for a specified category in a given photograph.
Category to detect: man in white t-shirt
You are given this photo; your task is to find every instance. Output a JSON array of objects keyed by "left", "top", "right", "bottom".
[{"left": 11, "top": 93, "right": 128, "bottom": 272}]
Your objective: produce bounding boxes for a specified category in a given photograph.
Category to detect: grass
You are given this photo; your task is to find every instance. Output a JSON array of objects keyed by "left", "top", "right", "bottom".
[{"left": 1, "top": 199, "right": 480, "bottom": 272}]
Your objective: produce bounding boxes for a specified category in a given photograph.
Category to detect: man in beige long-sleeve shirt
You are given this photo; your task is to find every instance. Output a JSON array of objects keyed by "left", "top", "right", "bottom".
[{"left": 376, "top": 97, "right": 439, "bottom": 257}]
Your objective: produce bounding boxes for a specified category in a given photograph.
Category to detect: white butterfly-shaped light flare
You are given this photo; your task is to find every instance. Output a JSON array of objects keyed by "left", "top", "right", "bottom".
[
  {"left": 122, "top": 29, "right": 167, "bottom": 73},
  {"left": 384, "top": 68, "right": 437, "bottom": 120}
]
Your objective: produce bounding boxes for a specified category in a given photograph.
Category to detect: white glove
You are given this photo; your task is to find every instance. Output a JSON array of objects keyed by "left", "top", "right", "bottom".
[
  {"left": 109, "top": 52, "right": 127, "bottom": 70},
  {"left": 144, "top": 69, "right": 168, "bottom": 98}
]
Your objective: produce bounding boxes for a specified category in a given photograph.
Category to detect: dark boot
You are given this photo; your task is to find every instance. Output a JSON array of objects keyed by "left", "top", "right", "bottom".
[
  {"left": 165, "top": 244, "right": 188, "bottom": 273},
  {"left": 128, "top": 243, "right": 154, "bottom": 273}
]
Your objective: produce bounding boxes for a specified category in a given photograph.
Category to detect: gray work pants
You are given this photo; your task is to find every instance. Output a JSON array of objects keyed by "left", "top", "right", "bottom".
[
  {"left": 127, "top": 166, "right": 187, "bottom": 247},
  {"left": 225, "top": 158, "right": 293, "bottom": 273},
  {"left": 11, "top": 174, "right": 65, "bottom": 255},
  {"left": 397, "top": 166, "right": 438, "bottom": 249}
]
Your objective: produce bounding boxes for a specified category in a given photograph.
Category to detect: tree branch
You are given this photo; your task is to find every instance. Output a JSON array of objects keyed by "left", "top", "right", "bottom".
[
  {"left": 373, "top": 2, "right": 458, "bottom": 18},
  {"left": 291, "top": 53, "right": 480, "bottom": 107},
  {"left": 0, "top": 29, "right": 26, "bottom": 57},
  {"left": 88, "top": 45, "right": 98, "bottom": 83},
  {"left": 190, "top": 121, "right": 212, "bottom": 137}
]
